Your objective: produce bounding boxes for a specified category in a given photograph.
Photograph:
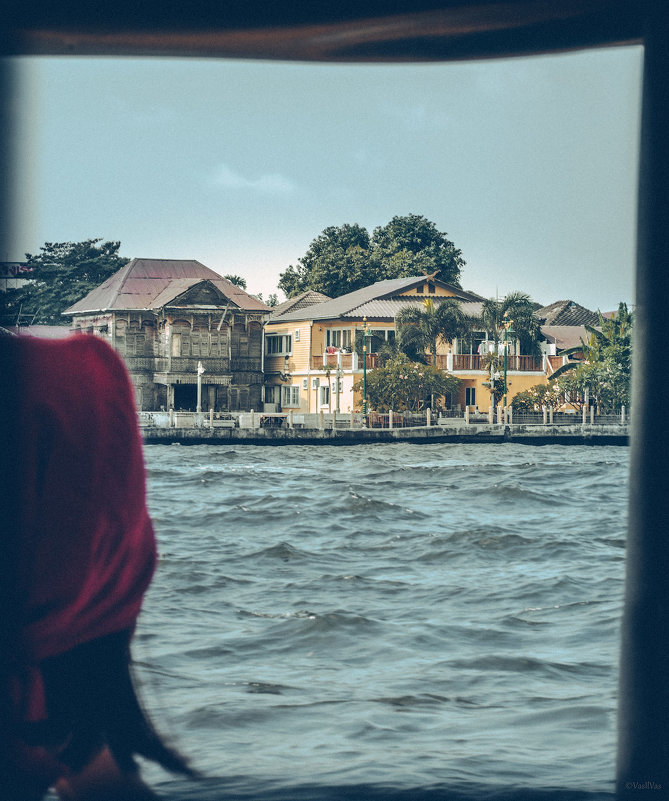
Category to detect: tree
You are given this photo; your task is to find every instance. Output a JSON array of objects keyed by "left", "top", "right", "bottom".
[
  {"left": 511, "top": 383, "right": 562, "bottom": 412},
  {"left": 396, "top": 297, "right": 471, "bottom": 366},
  {"left": 370, "top": 214, "right": 464, "bottom": 286},
  {"left": 223, "top": 274, "right": 247, "bottom": 289},
  {"left": 479, "top": 291, "right": 542, "bottom": 357},
  {"left": 278, "top": 215, "right": 464, "bottom": 298},
  {"left": 7, "top": 238, "right": 128, "bottom": 325},
  {"left": 253, "top": 291, "right": 279, "bottom": 307},
  {"left": 352, "top": 355, "right": 461, "bottom": 412},
  {"left": 549, "top": 303, "right": 632, "bottom": 412},
  {"left": 3, "top": 239, "right": 128, "bottom": 325},
  {"left": 278, "top": 224, "right": 371, "bottom": 298}
]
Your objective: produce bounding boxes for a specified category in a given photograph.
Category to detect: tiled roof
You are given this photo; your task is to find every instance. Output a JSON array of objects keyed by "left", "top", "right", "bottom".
[
  {"left": 64, "top": 258, "right": 269, "bottom": 314},
  {"left": 270, "top": 276, "right": 483, "bottom": 323},
  {"left": 535, "top": 300, "right": 599, "bottom": 327},
  {"left": 270, "top": 290, "right": 331, "bottom": 318},
  {"left": 541, "top": 325, "right": 590, "bottom": 350}
]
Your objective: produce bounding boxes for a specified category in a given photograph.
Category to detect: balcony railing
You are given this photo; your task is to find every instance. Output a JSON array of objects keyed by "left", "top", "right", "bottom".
[
  {"left": 450, "top": 354, "right": 543, "bottom": 372},
  {"left": 310, "top": 353, "right": 379, "bottom": 370},
  {"left": 124, "top": 355, "right": 261, "bottom": 374}
]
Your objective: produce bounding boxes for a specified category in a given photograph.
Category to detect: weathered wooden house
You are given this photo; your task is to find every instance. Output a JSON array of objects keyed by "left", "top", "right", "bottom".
[{"left": 64, "top": 258, "right": 269, "bottom": 411}]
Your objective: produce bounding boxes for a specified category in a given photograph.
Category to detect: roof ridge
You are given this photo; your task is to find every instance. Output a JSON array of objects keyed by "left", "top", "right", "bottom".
[{"left": 106, "top": 257, "right": 137, "bottom": 306}]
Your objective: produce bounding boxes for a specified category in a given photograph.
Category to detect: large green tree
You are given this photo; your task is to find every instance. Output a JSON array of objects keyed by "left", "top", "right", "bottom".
[
  {"left": 370, "top": 214, "right": 464, "bottom": 286},
  {"left": 3, "top": 239, "right": 128, "bottom": 325},
  {"left": 278, "top": 215, "right": 464, "bottom": 298},
  {"left": 396, "top": 297, "right": 471, "bottom": 366},
  {"left": 278, "top": 223, "right": 370, "bottom": 298}
]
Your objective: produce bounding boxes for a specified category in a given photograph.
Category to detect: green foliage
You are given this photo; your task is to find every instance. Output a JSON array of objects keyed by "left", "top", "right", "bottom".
[
  {"left": 479, "top": 351, "right": 506, "bottom": 406},
  {"left": 550, "top": 302, "right": 632, "bottom": 411},
  {"left": 479, "top": 291, "right": 542, "bottom": 357},
  {"left": 4, "top": 239, "right": 128, "bottom": 325},
  {"left": 223, "top": 274, "right": 248, "bottom": 289},
  {"left": 278, "top": 215, "right": 464, "bottom": 298},
  {"left": 352, "top": 355, "right": 461, "bottom": 412},
  {"left": 278, "top": 224, "right": 370, "bottom": 298},
  {"left": 511, "top": 383, "right": 562, "bottom": 412},
  {"left": 369, "top": 214, "right": 464, "bottom": 287},
  {"left": 396, "top": 297, "right": 471, "bottom": 366},
  {"left": 253, "top": 291, "right": 279, "bottom": 307}
]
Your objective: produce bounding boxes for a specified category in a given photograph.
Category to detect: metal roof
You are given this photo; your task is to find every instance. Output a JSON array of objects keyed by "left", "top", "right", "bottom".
[
  {"left": 541, "top": 325, "right": 590, "bottom": 350},
  {"left": 271, "top": 276, "right": 483, "bottom": 323},
  {"left": 64, "top": 258, "right": 269, "bottom": 314}
]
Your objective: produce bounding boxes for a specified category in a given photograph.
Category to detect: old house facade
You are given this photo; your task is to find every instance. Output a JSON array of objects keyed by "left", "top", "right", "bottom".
[{"left": 64, "top": 259, "right": 269, "bottom": 411}]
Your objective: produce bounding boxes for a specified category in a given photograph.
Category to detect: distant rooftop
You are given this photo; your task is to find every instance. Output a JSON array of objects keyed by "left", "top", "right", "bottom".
[
  {"left": 535, "top": 299, "right": 599, "bottom": 327},
  {"left": 270, "top": 290, "right": 331, "bottom": 319}
]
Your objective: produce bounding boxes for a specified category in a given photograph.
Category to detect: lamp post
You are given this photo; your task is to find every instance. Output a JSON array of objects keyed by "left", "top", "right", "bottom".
[
  {"left": 502, "top": 316, "right": 514, "bottom": 413},
  {"left": 362, "top": 317, "right": 371, "bottom": 419},
  {"left": 335, "top": 352, "right": 343, "bottom": 414},
  {"left": 196, "top": 360, "right": 205, "bottom": 422}
]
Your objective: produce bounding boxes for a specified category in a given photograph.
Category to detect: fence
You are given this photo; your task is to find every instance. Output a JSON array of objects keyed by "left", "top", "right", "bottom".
[{"left": 138, "top": 405, "right": 629, "bottom": 431}]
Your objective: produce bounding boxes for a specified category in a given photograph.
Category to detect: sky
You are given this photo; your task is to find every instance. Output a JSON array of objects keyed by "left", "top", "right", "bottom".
[{"left": 9, "top": 45, "right": 643, "bottom": 311}]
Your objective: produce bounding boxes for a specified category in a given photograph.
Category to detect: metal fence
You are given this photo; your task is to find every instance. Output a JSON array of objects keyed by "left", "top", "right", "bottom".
[{"left": 138, "top": 407, "right": 629, "bottom": 431}]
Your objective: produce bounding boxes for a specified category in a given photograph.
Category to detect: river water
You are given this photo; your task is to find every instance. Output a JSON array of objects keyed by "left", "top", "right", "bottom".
[{"left": 134, "top": 442, "right": 628, "bottom": 801}]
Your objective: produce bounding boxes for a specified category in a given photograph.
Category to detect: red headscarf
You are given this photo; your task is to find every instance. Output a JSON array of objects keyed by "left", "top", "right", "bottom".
[{"left": 12, "top": 334, "right": 156, "bottom": 721}]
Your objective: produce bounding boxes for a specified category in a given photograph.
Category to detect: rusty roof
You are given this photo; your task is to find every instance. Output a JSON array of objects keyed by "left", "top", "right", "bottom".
[{"left": 64, "top": 258, "right": 269, "bottom": 314}]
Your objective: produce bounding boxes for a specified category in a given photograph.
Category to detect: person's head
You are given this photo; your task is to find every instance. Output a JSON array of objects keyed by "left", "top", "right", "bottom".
[{"left": 1, "top": 334, "right": 191, "bottom": 798}]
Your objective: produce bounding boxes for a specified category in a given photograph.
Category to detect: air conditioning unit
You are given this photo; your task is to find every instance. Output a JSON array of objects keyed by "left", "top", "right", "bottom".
[{"left": 312, "top": 377, "right": 320, "bottom": 389}]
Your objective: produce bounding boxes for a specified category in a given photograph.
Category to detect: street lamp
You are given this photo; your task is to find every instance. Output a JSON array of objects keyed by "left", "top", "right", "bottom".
[
  {"left": 502, "top": 315, "right": 514, "bottom": 413},
  {"left": 196, "top": 360, "right": 205, "bottom": 414},
  {"left": 362, "top": 317, "right": 372, "bottom": 418}
]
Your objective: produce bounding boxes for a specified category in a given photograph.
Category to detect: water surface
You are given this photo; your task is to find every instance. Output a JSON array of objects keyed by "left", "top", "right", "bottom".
[{"left": 135, "top": 443, "right": 627, "bottom": 800}]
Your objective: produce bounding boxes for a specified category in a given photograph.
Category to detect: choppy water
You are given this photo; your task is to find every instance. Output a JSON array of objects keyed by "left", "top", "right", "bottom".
[{"left": 134, "top": 443, "right": 628, "bottom": 801}]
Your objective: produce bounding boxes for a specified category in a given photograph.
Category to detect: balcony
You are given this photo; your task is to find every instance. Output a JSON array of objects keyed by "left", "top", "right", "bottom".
[
  {"left": 310, "top": 353, "right": 379, "bottom": 370},
  {"left": 447, "top": 354, "right": 543, "bottom": 372}
]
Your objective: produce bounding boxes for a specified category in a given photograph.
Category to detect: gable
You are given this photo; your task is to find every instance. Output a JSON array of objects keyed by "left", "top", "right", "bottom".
[
  {"left": 166, "top": 280, "right": 232, "bottom": 308},
  {"left": 396, "top": 281, "right": 459, "bottom": 298}
]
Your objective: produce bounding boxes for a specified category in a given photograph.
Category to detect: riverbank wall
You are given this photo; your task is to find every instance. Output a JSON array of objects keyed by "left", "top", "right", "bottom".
[{"left": 142, "top": 423, "right": 629, "bottom": 446}]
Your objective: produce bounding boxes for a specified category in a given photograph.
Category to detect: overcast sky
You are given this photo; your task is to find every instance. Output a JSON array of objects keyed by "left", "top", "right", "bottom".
[{"left": 10, "top": 45, "right": 642, "bottom": 311}]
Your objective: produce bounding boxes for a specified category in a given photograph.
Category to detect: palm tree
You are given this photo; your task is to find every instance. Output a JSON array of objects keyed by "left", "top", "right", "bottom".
[
  {"left": 479, "top": 291, "right": 542, "bottom": 357},
  {"left": 396, "top": 297, "right": 471, "bottom": 366}
]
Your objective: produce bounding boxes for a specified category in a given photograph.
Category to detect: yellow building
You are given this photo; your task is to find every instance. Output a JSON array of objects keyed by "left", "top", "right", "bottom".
[{"left": 263, "top": 276, "right": 553, "bottom": 414}]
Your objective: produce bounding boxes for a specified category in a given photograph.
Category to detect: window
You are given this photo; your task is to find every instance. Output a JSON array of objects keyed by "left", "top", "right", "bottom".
[
  {"left": 281, "top": 385, "right": 300, "bottom": 407},
  {"left": 264, "top": 385, "right": 281, "bottom": 404},
  {"left": 326, "top": 329, "right": 352, "bottom": 349},
  {"left": 171, "top": 332, "right": 181, "bottom": 356},
  {"left": 465, "top": 387, "right": 476, "bottom": 407},
  {"left": 266, "top": 334, "right": 292, "bottom": 356},
  {"left": 319, "top": 385, "right": 330, "bottom": 405}
]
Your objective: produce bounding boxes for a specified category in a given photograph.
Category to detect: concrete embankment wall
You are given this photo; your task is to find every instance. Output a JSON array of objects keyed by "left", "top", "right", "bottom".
[{"left": 142, "top": 424, "right": 629, "bottom": 446}]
